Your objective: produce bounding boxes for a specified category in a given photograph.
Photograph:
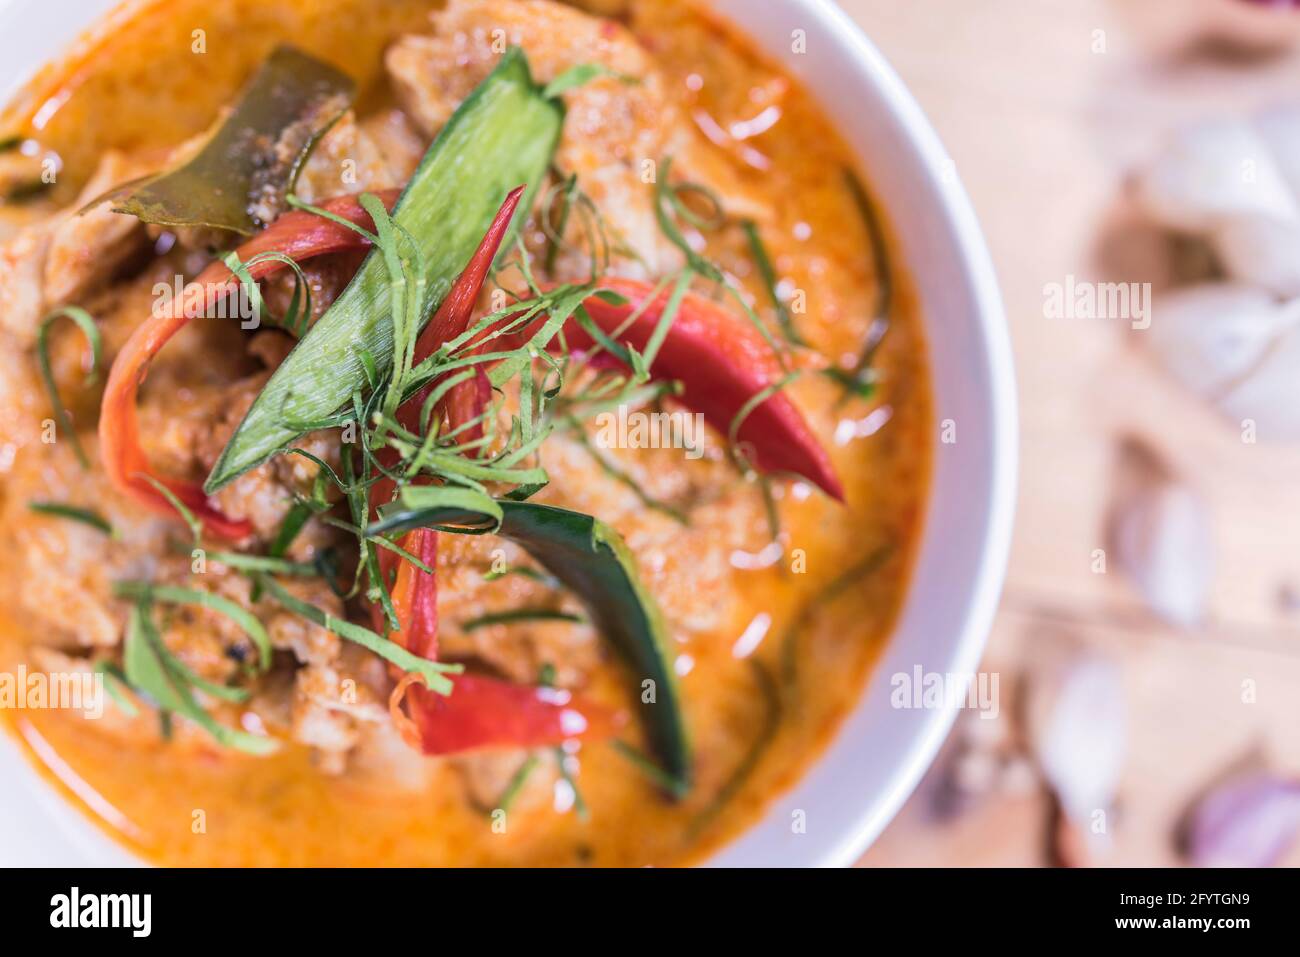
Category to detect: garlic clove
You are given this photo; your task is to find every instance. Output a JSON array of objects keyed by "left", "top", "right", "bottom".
[
  {"left": 1213, "top": 215, "right": 1300, "bottom": 297},
  {"left": 1148, "top": 283, "right": 1300, "bottom": 397},
  {"left": 1218, "top": 321, "right": 1300, "bottom": 440},
  {"left": 1135, "top": 120, "right": 1299, "bottom": 234},
  {"left": 1254, "top": 103, "right": 1300, "bottom": 202},
  {"left": 1183, "top": 772, "right": 1300, "bottom": 868},
  {"left": 1111, "top": 478, "right": 1215, "bottom": 629},
  {"left": 1024, "top": 642, "right": 1126, "bottom": 827}
]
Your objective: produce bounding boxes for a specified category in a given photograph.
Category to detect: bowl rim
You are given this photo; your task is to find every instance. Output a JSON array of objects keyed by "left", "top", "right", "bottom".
[
  {"left": 0, "top": 0, "right": 1017, "bottom": 868},
  {"left": 700, "top": 0, "right": 1016, "bottom": 866}
]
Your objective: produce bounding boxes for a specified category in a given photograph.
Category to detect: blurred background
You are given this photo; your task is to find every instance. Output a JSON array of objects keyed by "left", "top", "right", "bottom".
[{"left": 839, "top": 0, "right": 1300, "bottom": 867}]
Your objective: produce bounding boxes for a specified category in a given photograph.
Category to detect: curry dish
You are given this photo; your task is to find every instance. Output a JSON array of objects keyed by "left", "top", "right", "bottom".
[{"left": 0, "top": 0, "right": 931, "bottom": 866}]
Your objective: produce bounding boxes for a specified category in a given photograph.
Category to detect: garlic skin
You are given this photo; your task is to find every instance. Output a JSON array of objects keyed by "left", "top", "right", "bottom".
[
  {"left": 1149, "top": 283, "right": 1300, "bottom": 398},
  {"left": 1025, "top": 644, "right": 1126, "bottom": 827},
  {"left": 1111, "top": 481, "right": 1215, "bottom": 629},
  {"left": 1183, "top": 772, "right": 1300, "bottom": 868}
]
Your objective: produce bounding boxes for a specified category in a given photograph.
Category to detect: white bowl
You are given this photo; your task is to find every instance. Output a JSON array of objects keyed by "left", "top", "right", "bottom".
[{"left": 0, "top": 0, "right": 1016, "bottom": 867}]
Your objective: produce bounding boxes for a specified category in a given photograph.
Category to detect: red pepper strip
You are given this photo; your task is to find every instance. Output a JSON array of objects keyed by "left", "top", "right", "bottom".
[
  {"left": 98, "top": 188, "right": 401, "bottom": 540},
  {"left": 369, "top": 186, "right": 525, "bottom": 643},
  {"left": 391, "top": 671, "right": 624, "bottom": 755},
  {"left": 371, "top": 186, "right": 621, "bottom": 755},
  {"left": 370, "top": 184, "right": 526, "bottom": 506},
  {"left": 370, "top": 186, "right": 516, "bottom": 717},
  {"left": 491, "top": 277, "right": 844, "bottom": 500},
  {"left": 376, "top": 526, "right": 440, "bottom": 658}
]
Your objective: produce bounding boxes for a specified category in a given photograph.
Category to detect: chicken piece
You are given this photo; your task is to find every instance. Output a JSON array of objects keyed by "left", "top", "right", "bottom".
[
  {"left": 0, "top": 151, "right": 150, "bottom": 346},
  {"left": 0, "top": 442, "right": 141, "bottom": 649},
  {"left": 258, "top": 249, "right": 366, "bottom": 332},
  {"left": 264, "top": 588, "right": 342, "bottom": 668},
  {"left": 423, "top": 400, "right": 756, "bottom": 691},
  {"left": 453, "top": 748, "right": 559, "bottom": 813},
  {"left": 435, "top": 533, "right": 603, "bottom": 687},
  {"left": 291, "top": 644, "right": 390, "bottom": 774},
  {"left": 535, "top": 427, "right": 752, "bottom": 634},
  {"left": 138, "top": 365, "right": 343, "bottom": 548},
  {"left": 359, "top": 108, "right": 427, "bottom": 185},
  {"left": 295, "top": 111, "right": 407, "bottom": 203},
  {"left": 0, "top": 227, "right": 49, "bottom": 344},
  {"left": 386, "top": 0, "right": 682, "bottom": 278}
]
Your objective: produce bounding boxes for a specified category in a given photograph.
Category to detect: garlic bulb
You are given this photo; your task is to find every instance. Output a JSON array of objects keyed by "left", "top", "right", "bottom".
[
  {"left": 1024, "top": 642, "right": 1126, "bottom": 828},
  {"left": 1135, "top": 108, "right": 1300, "bottom": 437},
  {"left": 1136, "top": 120, "right": 1300, "bottom": 297}
]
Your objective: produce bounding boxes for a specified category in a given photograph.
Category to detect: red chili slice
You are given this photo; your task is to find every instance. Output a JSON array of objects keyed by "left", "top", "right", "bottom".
[
  {"left": 390, "top": 671, "right": 623, "bottom": 755},
  {"left": 370, "top": 187, "right": 525, "bottom": 650},
  {"left": 492, "top": 277, "right": 844, "bottom": 499}
]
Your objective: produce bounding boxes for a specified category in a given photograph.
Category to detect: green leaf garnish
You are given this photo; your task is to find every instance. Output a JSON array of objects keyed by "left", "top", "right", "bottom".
[
  {"left": 836, "top": 169, "right": 893, "bottom": 397},
  {"left": 36, "top": 305, "right": 100, "bottom": 469},
  {"left": 115, "top": 581, "right": 272, "bottom": 671},
  {"left": 493, "top": 753, "right": 541, "bottom": 814},
  {"left": 780, "top": 545, "right": 894, "bottom": 689},
  {"left": 256, "top": 575, "right": 461, "bottom": 693},
  {"left": 206, "top": 49, "right": 564, "bottom": 492},
  {"left": 134, "top": 473, "right": 203, "bottom": 546},
  {"left": 370, "top": 499, "right": 691, "bottom": 793},
  {"left": 460, "top": 608, "right": 586, "bottom": 632},
  {"left": 741, "top": 218, "right": 805, "bottom": 346},
  {"left": 689, "top": 659, "right": 780, "bottom": 834},
  {"left": 122, "top": 602, "right": 275, "bottom": 755},
  {"left": 93, "top": 661, "right": 139, "bottom": 717},
  {"left": 542, "top": 63, "right": 638, "bottom": 99},
  {"left": 27, "top": 501, "right": 113, "bottom": 537},
  {"left": 370, "top": 485, "right": 504, "bottom": 537},
  {"left": 91, "top": 46, "right": 354, "bottom": 234}
]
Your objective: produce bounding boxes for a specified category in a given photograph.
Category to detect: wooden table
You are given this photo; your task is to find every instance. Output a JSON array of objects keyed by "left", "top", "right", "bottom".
[{"left": 837, "top": 0, "right": 1300, "bottom": 867}]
